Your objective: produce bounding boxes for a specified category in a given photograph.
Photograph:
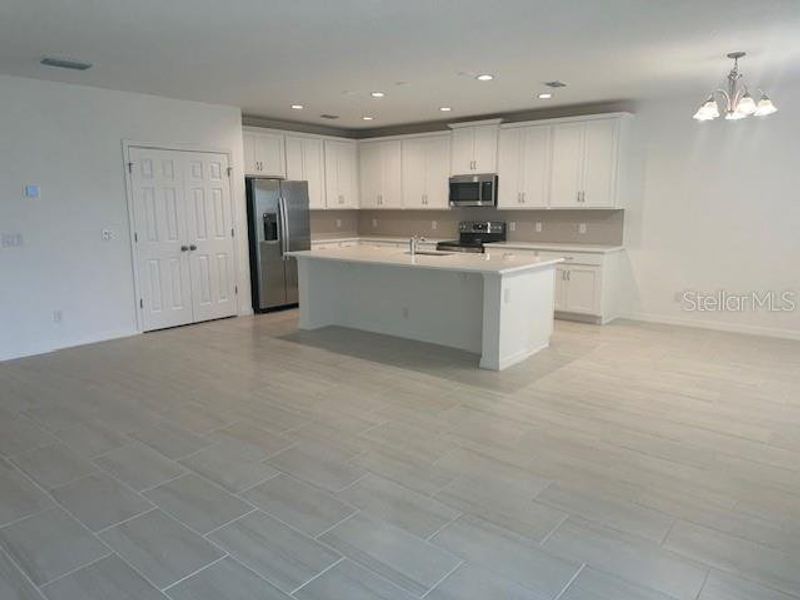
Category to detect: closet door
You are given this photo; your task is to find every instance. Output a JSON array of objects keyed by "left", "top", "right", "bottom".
[
  {"left": 129, "top": 148, "right": 237, "bottom": 331},
  {"left": 129, "top": 148, "right": 194, "bottom": 330},
  {"left": 184, "top": 152, "right": 237, "bottom": 323}
]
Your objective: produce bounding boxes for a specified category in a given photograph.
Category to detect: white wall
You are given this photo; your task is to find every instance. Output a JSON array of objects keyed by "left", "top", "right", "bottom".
[
  {"left": 623, "top": 85, "right": 800, "bottom": 339},
  {"left": 0, "top": 75, "right": 250, "bottom": 361}
]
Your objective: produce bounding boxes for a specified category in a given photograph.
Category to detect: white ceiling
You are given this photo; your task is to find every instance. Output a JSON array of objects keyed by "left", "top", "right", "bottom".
[{"left": 1, "top": 0, "right": 799, "bottom": 129}]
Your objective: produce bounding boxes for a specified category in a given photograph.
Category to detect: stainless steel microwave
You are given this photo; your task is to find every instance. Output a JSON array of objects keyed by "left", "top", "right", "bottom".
[{"left": 449, "top": 174, "right": 498, "bottom": 207}]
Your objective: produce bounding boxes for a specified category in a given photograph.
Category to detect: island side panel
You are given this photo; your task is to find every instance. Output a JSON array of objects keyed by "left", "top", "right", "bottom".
[
  {"left": 296, "top": 257, "right": 484, "bottom": 354},
  {"left": 296, "top": 257, "right": 342, "bottom": 329},
  {"left": 479, "top": 266, "right": 557, "bottom": 370}
]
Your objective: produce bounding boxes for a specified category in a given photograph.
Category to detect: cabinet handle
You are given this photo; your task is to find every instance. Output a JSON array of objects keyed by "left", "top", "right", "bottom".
[
  {"left": 189, "top": 244, "right": 197, "bottom": 251},
  {"left": 180, "top": 245, "right": 189, "bottom": 252},
  {"left": 582, "top": 191, "right": 587, "bottom": 203},
  {"left": 520, "top": 192, "right": 525, "bottom": 204}
]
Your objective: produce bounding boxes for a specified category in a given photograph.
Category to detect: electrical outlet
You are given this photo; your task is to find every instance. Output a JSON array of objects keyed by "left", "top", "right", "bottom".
[
  {"left": 101, "top": 228, "right": 115, "bottom": 241},
  {"left": 401, "top": 307, "right": 409, "bottom": 319},
  {"left": 504, "top": 289, "right": 511, "bottom": 304},
  {"left": 372, "top": 218, "right": 378, "bottom": 228},
  {"left": 1, "top": 233, "right": 24, "bottom": 248},
  {"left": 335, "top": 219, "right": 342, "bottom": 229},
  {"left": 431, "top": 220, "right": 438, "bottom": 231},
  {"left": 24, "top": 185, "right": 40, "bottom": 199},
  {"left": 535, "top": 222, "right": 543, "bottom": 233},
  {"left": 578, "top": 223, "right": 587, "bottom": 235},
  {"left": 53, "top": 310, "right": 63, "bottom": 324},
  {"left": 509, "top": 222, "right": 516, "bottom": 232}
]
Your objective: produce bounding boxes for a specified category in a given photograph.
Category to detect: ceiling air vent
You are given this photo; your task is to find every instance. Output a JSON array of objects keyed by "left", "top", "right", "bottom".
[
  {"left": 319, "top": 114, "right": 340, "bottom": 120},
  {"left": 40, "top": 57, "right": 93, "bottom": 71},
  {"left": 544, "top": 80, "right": 567, "bottom": 88}
]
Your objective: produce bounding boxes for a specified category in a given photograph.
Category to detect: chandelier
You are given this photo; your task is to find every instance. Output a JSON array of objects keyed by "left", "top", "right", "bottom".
[{"left": 693, "top": 52, "right": 777, "bottom": 121}]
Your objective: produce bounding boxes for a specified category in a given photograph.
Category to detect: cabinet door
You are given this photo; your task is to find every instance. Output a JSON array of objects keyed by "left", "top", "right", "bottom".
[
  {"left": 563, "top": 266, "right": 600, "bottom": 314},
  {"left": 253, "top": 132, "right": 286, "bottom": 178},
  {"left": 520, "top": 126, "right": 551, "bottom": 208},
  {"left": 286, "top": 136, "right": 325, "bottom": 209},
  {"left": 581, "top": 119, "right": 618, "bottom": 207},
  {"left": 359, "top": 142, "right": 382, "bottom": 208},
  {"left": 497, "top": 128, "right": 523, "bottom": 208},
  {"left": 472, "top": 125, "right": 498, "bottom": 173},
  {"left": 549, "top": 122, "right": 584, "bottom": 207},
  {"left": 401, "top": 138, "right": 427, "bottom": 209},
  {"left": 243, "top": 132, "right": 259, "bottom": 175},
  {"left": 301, "top": 138, "right": 325, "bottom": 210},
  {"left": 424, "top": 136, "right": 451, "bottom": 208},
  {"left": 380, "top": 140, "right": 403, "bottom": 208},
  {"left": 450, "top": 128, "right": 475, "bottom": 175},
  {"left": 285, "top": 136, "right": 304, "bottom": 180},
  {"left": 339, "top": 141, "right": 359, "bottom": 208}
]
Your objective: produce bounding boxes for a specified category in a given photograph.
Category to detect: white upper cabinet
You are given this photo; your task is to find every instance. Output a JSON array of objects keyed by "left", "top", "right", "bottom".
[
  {"left": 285, "top": 135, "right": 325, "bottom": 209},
  {"left": 243, "top": 129, "right": 286, "bottom": 177},
  {"left": 324, "top": 139, "right": 359, "bottom": 208},
  {"left": 498, "top": 125, "right": 551, "bottom": 209},
  {"left": 448, "top": 121, "right": 500, "bottom": 175},
  {"left": 549, "top": 118, "right": 620, "bottom": 208},
  {"left": 402, "top": 135, "right": 450, "bottom": 209},
  {"left": 359, "top": 140, "right": 402, "bottom": 209}
]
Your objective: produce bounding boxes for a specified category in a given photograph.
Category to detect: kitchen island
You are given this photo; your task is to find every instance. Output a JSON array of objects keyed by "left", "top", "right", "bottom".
[{"left": 288, "top": 246, "right": 562, "bottom": 370}]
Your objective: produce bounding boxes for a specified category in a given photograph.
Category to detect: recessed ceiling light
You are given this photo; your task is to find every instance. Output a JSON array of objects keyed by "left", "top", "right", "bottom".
[
  {"left": 362, "top": 116, "right": 374, "bottom": 121},
  {"left": 290, "top": 104, "right": 304, "bottom": 110},
  {"left": 439, "top": 106, "right": 452, "bottom": 112},
  {"left": 537, "top": 93, "right": 553, "bottom": 100},
  {"left": 370, "top": 91, "right": 385, "bottom": 98},
  {"left": 320, "top": 114, "right": 339, "bottom": 120},
  {"left": 475, "top": 74, "right": 494, "bottom": 81}
]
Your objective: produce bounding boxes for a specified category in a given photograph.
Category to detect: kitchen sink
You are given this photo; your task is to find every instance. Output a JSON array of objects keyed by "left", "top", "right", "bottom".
[{"left": 403, "top": 251, "right": 453, "bottom": 256}]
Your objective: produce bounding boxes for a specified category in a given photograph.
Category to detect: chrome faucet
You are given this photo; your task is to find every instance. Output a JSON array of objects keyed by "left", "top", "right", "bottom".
[{"left": 408, "top": 235, "right": 426, "bottom": 256}]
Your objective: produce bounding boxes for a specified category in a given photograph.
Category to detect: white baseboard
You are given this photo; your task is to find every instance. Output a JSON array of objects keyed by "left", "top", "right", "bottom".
[{"left": 621, "top": 311, "right": 800, "bottom": 342}]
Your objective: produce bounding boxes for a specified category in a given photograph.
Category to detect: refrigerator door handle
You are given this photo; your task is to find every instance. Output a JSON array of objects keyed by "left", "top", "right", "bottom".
[{"left": 279, "top": 196, "right": 290, "bottom": 259}]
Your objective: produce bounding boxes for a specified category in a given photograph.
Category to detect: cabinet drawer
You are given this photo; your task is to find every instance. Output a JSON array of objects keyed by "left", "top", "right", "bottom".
[{"left": 536, "top": 251, "right": 604, "bottom": 266}]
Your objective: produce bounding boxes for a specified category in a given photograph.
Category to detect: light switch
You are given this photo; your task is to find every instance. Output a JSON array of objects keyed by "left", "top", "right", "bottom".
[
  {"left": 509, "top": 222, "right": 516, "bottom": 232},
  {"left": 24, "top": 185, "right": 40, "bottom": 199},
  {"left": 335, "top": 219, "right": 342, "bottom": 229},
  {"left": 431, "top": 220, "right": 438, "bottom": 231},
  {"left": 535, "top": 222, "right": 543, "bottom": 233},
  {"left": 578, "top": 223, "right": 587, "bottom": 235}
]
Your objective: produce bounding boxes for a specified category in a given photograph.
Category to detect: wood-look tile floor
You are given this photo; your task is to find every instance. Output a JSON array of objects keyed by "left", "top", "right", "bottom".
[{"left": 1, "top": 311, "right": 799, "bottom": 599}]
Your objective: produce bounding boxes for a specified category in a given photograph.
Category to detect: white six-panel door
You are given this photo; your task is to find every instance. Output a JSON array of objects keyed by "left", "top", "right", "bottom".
[
  {"left": 129, "top": 147, "right": 236, "bottom": 331},
  {"left": 183, "top": 153, "right": 237, "bottom": 323}
]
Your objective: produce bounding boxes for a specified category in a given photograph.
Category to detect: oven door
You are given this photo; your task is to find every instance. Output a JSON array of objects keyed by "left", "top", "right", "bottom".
[{"left": 449, "top": 174, "right": 497, "bottom": 207}]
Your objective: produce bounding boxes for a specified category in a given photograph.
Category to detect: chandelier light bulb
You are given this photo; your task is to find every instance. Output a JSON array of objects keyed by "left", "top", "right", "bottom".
[
  {"left": 693, "top": 96, "right": 719, "bottom": 121},
  {"left": 754, "top": 93, "right": 778, "bottom": 116},
  {"left": 736, "top": 92, "right": 757, "bottom": 116}
]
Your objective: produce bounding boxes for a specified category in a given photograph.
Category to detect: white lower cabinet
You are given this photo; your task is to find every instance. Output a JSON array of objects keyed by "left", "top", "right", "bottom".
[
  {"left": 488, "top": 244, "right": 623, "bottom": 324},
  {"left": 555, "top": 265, "right": 601, "bottom": 315}
]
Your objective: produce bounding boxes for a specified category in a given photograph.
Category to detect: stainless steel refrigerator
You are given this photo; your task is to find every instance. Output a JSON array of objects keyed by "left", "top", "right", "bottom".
[{"left": 246, "top": 178, "right": 310, "bottom": 311}]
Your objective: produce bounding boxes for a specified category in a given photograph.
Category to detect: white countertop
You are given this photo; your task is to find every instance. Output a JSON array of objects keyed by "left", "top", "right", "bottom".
[
  {"left": 290, "top": 245, "right": 562, "bottom": 275},
  {"left": 485, "top": 241, "right": 624, "bottom": 253}
]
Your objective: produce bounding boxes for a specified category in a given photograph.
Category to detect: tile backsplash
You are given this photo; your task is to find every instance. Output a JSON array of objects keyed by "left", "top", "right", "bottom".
[
  {"left": 356, "top": 209, "right": 624, "bottom": 245},
  {"left": 310, "top": 210, "right": 360, "bottom": 238}
]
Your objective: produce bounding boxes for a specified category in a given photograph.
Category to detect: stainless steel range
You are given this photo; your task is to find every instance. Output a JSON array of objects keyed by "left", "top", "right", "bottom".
[{"left": 436, "top": 221, "right": 506, "bottom": 253}]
